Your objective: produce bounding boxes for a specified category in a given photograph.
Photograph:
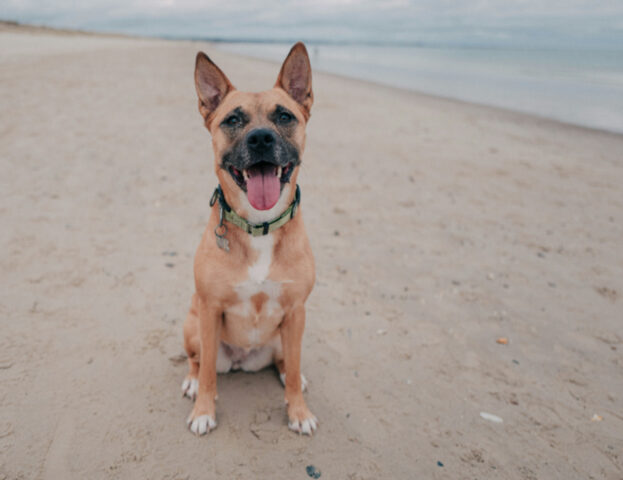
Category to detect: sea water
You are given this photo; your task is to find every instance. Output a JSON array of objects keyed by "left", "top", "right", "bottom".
[{"left": 217, "top": 42, "right": 623, "bottom": 134}]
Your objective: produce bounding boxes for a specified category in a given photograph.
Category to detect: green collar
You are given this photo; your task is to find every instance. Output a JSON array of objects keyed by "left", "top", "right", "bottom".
[{"left": 210, "top": 184, "right": 301, "bottom": 237}]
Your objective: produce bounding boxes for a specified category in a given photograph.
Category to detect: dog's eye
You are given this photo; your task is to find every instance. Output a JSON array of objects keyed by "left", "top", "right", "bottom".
[
  {"left": 225, "top": 115, "right": 240, "bottom": 127},
  {"left": 278, "top": 112, "right": 293, "bottom": 123}
]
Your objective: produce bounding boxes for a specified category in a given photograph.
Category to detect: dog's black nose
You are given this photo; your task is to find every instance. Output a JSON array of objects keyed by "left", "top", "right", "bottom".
[{"left": 246, "top": 128, "right": 276, "bottom": 153}]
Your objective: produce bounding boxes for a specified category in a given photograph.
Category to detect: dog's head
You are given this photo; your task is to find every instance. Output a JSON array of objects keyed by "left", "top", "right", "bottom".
[{"left": 194, "top": 43, "right": 313, "bottom": 218}]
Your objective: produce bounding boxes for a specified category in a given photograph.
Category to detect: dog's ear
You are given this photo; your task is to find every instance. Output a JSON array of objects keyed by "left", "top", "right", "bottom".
[
  {"left": 195, "top": 52, "right": 235, "bottom": 122},
  {"left": 275, "top": 42, "right": 313, "bottom": 117}
]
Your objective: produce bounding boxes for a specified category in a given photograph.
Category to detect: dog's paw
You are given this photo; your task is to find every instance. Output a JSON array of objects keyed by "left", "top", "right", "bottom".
[
  {"left": 279, "top": 372, "right": 308, "bottom": 392},
  {"left": 186, "top": 413, "right": 217, "bottom": 436},
  {"left": 287, "top": 404, "right": 318, "bottom": 435},
  {"left": 181, "top": 377, "right": 198, "bottom": 400}
]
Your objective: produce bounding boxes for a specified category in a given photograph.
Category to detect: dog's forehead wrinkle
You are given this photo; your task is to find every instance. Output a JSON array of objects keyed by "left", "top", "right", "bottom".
[{"left": 227, "top": 106, "right": 248, "bottom": 119}]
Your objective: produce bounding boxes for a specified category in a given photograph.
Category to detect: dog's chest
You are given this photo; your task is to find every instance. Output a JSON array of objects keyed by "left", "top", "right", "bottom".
[{"left": 223, "top": 235, "right": 285, "bottom": 347}]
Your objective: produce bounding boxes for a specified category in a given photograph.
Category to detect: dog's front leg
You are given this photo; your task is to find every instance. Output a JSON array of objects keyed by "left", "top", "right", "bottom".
[
  {"left": 187, "top": 298, "right": 221, "bottom": 435},
  {"left": 281, "top": 305, "right": 317, "bottom": 435}
]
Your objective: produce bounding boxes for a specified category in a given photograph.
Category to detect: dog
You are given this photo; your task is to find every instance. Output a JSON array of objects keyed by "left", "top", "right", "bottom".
[{"left": 181, "top": 43, "right": 317, "bottom": 436}]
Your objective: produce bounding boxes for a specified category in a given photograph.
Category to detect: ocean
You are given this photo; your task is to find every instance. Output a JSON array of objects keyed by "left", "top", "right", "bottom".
[{"left": 217, "top": 42, "right": 623, "bottom": 134}]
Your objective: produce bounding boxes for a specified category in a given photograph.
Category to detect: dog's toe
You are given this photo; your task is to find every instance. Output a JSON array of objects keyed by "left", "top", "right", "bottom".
[
  {"left": 279, "top": 372, "right": 308, "bottom": 392},
  {"left": 288, "top": 415, "right": 318, "bottom": 435},
  {"left": 187, "top": 414, "right": 217, "bottom": 436},
  {"left": 181, "top": 377, "right": 198, "bottom": 399}
]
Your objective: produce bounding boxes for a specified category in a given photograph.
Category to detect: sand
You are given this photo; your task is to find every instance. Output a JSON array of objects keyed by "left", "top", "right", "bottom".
[{"left": 1, "top": 23, "right": 622, "bottom": 479}]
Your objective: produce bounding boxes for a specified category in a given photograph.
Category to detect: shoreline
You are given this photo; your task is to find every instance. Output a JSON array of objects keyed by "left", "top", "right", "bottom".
[{"left": 3, "top": 19, "right": 622, "bottom": 139}]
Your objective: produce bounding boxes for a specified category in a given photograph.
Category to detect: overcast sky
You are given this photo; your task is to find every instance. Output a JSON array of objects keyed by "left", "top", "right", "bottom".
[{"left": 2, "top": 0, "right": 623, "bottom": 47}]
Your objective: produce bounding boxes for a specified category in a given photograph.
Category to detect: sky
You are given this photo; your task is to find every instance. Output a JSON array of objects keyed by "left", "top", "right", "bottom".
[{"left": 2, "top": 0, "right": 623, "bottom": 48}]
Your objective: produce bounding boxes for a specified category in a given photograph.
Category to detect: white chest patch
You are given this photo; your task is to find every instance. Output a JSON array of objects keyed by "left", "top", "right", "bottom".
[
  {"left": 228, "top": 235, "right": 284, "bottom": 345},
  {"left": 247, "top": 235, "right": 273, "bottom": 284}
]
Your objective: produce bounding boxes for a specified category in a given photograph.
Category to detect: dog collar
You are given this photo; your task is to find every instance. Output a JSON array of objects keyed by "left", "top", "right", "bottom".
[{"left": 209, "top": 184, "right": 301, "bottom": 238}]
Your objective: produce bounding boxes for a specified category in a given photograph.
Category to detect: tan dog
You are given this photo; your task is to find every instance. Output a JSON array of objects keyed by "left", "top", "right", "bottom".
[{"left": 181, "top": 43, "right": 317, "bottom": 436}]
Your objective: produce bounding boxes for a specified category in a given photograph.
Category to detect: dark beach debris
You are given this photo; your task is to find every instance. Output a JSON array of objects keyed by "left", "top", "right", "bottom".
[
  {"left": 0, "top": 361, "right": 13, "bottom": 370},
  {"left": 169, "top": 353, "right": 188, "bottom": 365},
  {"left": 165, "top": 263, "right": 175, "bottom": 268},
  {"left": 594, "top": 286, "right": 617, "bottom": 302},
  {"left": 162, "top": 251, "right": 177, "bottom": 256},
  {"left": 306, "top": 465, "right": 321, "bottom": 478},
  {"left": 437, "top": 461, "right": 444, "bottom": 467}
]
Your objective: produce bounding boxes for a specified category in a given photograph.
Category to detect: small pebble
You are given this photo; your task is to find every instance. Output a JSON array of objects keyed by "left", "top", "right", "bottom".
[
  {"left": 480, "top": 412, "right": 503, "bottom": 423},
  {"left": 496, "top": 337, "right": 508, "bottom": 345},
  {"left": 306, "top": 465, "right": 322, "bottom": 478},
  {"left": 512, "top": 359, "right": 519, "bottom": 365},
  {"left": 165, "top": 263, "right": 175, "bottom": 268}
]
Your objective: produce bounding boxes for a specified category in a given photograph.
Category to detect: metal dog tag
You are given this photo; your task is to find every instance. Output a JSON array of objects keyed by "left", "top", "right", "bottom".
[{"left": 215, "top": 231, "right": 229, "bottom": 252}]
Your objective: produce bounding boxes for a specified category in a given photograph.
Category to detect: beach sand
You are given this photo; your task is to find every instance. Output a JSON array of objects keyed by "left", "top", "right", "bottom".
[{"left": 1, "top": 23, "right": 622, "bottom": 479}]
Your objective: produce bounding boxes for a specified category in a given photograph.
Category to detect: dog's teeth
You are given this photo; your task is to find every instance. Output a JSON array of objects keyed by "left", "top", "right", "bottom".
[
  {"left": 277, "top": 166, "right": 282, "bottom": 178},
  {"left": 242, "top": 169, "right": 249, "bottom": 180}
]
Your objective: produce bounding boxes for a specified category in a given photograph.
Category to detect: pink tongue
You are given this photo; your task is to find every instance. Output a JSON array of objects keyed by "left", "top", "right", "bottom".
[{"left": 246, "top": 164, "right": 281, "bottom": 210}]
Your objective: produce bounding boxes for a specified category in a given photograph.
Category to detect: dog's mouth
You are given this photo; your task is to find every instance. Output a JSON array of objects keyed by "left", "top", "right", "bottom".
[{"left": 228, "top": 161, "right": 294, "bottom": 211}]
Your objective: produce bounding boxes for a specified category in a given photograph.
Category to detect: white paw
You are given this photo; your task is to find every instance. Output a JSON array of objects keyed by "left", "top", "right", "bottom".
[
  {"left": 279, "top": 372, "right": 308, "bottom": 392},
  {"left": 186, "top": 414, "right": 217, "bottom": 436},
  {"left": 288, "top": 415, "right": 318, "bottom": 435},
  {"left": 181, "top": 377, "right": 198, "bottom": 399}
]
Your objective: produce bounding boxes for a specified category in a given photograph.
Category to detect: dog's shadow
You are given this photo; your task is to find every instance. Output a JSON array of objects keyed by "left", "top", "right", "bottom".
[{"left": 183, "top": 367, "right": 295, "bottom": 442}]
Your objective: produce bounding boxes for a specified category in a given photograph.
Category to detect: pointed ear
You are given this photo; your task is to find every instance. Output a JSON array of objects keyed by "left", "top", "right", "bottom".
[
  {"left": 194, "top": 52, "right": 235, "bottom": 122},
  {"left": 275, "top": 42, "right": 313, "bottom": 116}
]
